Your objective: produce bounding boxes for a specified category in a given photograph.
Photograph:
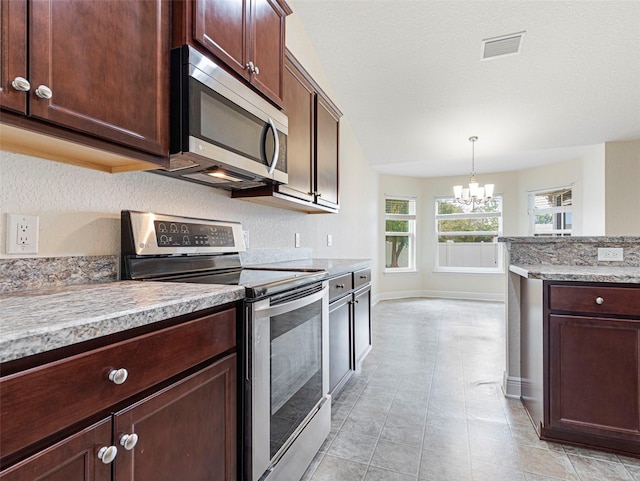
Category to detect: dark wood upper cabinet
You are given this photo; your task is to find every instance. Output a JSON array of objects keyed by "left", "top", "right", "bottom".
[
  {"left": 183, "top": 0, "right": 291, "bottom": 107},
  {"left": 233, "top": 50, "right": 342, "bottom": 213},
  {"left": 278, "top": 58, "right": 315, "bottom": 203},
  {"left": 0, "top": 0, "right": 170, "bottom": 170},
  {"left": 315, "top": 95, "right": 340, "bottom": 210},
  {"left": 0, "top": 0, "right": 27, "bottom": 114},
  {"left": 28, "top": 0, "right": 169, "bottom": 156}
]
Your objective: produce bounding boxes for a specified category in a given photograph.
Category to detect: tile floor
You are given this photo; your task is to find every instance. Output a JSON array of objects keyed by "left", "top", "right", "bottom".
[{"left": 301, "top": 298, "right": 640, "bottom": 481}]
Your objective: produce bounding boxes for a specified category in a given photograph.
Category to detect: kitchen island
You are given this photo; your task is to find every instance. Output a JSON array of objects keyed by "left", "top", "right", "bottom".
[{"left": 500, "top": 236, "right": 640, "bottom": 457}]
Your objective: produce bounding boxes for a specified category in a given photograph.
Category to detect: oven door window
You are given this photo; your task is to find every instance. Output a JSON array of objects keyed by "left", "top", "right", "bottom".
[{"left": 270, "top": 298, "right": 323, "bottom": 457}]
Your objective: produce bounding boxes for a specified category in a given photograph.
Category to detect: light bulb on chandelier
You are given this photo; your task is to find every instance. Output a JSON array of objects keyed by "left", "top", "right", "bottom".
[{"left": 453, "top": 136, "right": 494, "bottom": 207}]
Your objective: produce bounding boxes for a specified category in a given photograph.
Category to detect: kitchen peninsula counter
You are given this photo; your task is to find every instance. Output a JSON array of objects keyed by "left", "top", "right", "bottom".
[
  {"left": 501, "top": 236, "right": 640, "bottom": 456},
  {"left": 0, "top": 281, "right": 244, "bottom": 363},
  {"left": 509, "top": 264, "right": 640, "bottom": 283}
]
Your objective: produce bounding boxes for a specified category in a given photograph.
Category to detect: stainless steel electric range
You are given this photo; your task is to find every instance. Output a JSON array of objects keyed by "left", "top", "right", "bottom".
[{"left": 121, "top": 210, "right": 331, "bottom": 481}]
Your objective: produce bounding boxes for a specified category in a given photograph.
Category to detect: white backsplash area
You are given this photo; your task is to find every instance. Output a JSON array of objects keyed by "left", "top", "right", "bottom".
[{"left": 0, "top": 134, "right": 379, "bottom": 291}]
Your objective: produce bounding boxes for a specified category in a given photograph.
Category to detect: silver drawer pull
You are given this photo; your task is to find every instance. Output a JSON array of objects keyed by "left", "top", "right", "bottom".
[
  {"left": 97, "top": 445, "right": 118, "bottom": 464},
  {"left": 108, "top": 368, "right": 129, "bottom": 385},
  {"left": 595, "top": 297, "right": 604, "bottom": 305},
  {"left": 335, "top": 284, "right": 345, "bottom": 289},
  {"left": 359, "top": 275, "right": 368, "bottom": 279},
  {"left": 120, "top": 433, "right": 139, "bottom": 450}
]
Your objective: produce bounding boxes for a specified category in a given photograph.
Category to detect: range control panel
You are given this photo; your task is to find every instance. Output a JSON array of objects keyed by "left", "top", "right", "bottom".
[
  {"left": 154, "top": 221, "right": 235, "bottom": 247},
  {"left": 123, "top": 210, "right": 245, "bottom": 256}
]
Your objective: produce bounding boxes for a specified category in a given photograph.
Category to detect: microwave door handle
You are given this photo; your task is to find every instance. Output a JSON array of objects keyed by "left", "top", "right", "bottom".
[{"left": 266, "top": 117, "right": 279, "bottom": 175}]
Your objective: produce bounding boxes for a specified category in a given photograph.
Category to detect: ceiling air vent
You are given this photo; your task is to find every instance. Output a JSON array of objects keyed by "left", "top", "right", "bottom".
[{"left": 482, "top": 31, "right": 525, "bottom": 60}]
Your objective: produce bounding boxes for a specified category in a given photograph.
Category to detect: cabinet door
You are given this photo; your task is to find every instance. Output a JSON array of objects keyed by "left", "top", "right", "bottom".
[
  {"left": 28, "top": 0, "right": 169, "bottom": 155},
  {"left": 315, "top": 95, "right": 340, "bottom": 209},
  {"left": 113, "top": 354, "right": 237, "bottom": 481},
  {"left": 0, "top": 0, "right": 27, "bottom": 113},
  {"left": 353, "top": 287, "right": 372, "bottom": 365},
  {"left": 329, "top": 295, "right": 353, "bottom": 395},
  {"left": 0, "top": 419, "right": 112, "bottom": 481},
  {"left": 193, "top": 0, "right": 250, "bottom": 81},
  {"left": 548, "top": 314, "right": 640, "bottom": 442},
  {"left": 250, "top": 0, "right": 288, "bottom": 106},
  {"left": 279, "top": 56, "right": 314, "bottom": 202}
]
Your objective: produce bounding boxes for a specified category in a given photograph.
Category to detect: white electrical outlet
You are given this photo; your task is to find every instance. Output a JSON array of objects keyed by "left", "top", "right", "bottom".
[
  {"left": 294, "top": 233, "right": 301, "bottom": 248},
  {"left": 327, "top": 234, "right": 333, "bottom": 247},
  {"left": 597, "top": 247, "right": 624, "bottom": 262},
  {"left": 6, "top": 213, "right": 39, "bottom": 254}
]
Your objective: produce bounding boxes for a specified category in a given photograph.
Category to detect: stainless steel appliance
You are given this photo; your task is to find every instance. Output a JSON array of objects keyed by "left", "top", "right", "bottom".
[
  {"left": 157, "top": 46, "right": 288, "bottom": 190},
  {"left": 121, "top": 211, "right": 330, "bottom": 481}
]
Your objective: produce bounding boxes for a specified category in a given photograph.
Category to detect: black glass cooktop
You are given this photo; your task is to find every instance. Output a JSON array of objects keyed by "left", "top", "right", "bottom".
[{"left": 152, "top": 268, "right": 327, "bottom": 299}]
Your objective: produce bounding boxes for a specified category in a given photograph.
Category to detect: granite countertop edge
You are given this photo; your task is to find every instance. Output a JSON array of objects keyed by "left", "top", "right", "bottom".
[
  {"left": 509, "top": 264, "right": 640, "bottom": 283},
  {"left": 499, "top": 236, "right": 640, "bottom": 244},
  {"left": 0, "top": 258, "right": 371, "bottom": 364},
  {"left": 0, "top": 282, "right": 245, "bottom": 364}
]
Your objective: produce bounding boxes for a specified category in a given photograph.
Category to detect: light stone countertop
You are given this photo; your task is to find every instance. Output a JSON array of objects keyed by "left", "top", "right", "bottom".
[
  {"left": 509, "top": 264, "right": 640, "bottom": 283},
  {"left": 0, "top": 281, "right": 245, "bottom": 363}
]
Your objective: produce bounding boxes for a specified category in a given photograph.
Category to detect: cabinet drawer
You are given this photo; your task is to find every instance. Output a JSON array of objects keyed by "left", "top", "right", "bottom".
[
  {"left": 0, "top": 308, "right": 236, "bottom": 460},
  {"left": 549, "top": 284, "right": 640, "bottom": 317},
  {"left": 329, "top": 273, "right": 353, "bottom": 302},
  {"left": 353, "top": 268, "right": 371, "bottom": 289}
]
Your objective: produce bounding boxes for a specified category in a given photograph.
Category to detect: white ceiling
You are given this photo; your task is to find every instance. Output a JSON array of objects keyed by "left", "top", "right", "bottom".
[{"left": 289, "top": 0, "right": 640, "bottom": 178}]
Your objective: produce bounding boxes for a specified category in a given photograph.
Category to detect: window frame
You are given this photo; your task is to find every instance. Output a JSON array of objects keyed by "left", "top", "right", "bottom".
[
  {"left": 384, "top": 195, "right": 417, "bottom": 273},
  {"left": 434, "top": 195, "right": 504, "bottom": 274},
  {"left": 528, "top": 186, "right": 573, "bottom": 236}
]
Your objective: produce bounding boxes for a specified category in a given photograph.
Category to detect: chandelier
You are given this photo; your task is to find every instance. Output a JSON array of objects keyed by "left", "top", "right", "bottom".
[{"left": 453, "top": 136, "right": 494, "bottom": 207}]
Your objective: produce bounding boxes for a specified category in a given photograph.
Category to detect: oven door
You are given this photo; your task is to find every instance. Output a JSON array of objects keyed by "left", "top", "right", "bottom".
[{"left": 249, "top": 282, "right": 330, "bottom": 481}]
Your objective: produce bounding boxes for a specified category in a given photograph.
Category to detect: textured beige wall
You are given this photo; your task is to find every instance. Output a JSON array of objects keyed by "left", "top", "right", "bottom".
[{"left": 605, "top": 140, "right": 640, "bottom": 235}]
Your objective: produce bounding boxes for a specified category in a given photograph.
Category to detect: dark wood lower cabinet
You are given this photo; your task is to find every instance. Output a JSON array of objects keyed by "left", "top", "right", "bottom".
[
  {"left": 547, "top": 314, "right": 640, "bottom": 444},
  {"left": 353, "top": 286, "right": 372, "bottom": 365},
  {"left": 539, "top": 281, "right": 640, "bottom": 456},
  {"left": 0, "top": 419, "right": 112, "bottom": 481},
  {"left": 114, "top": 354, "right": 237, "bottom": 481},
  {"left": 329, "top": 295, "right": 352, "bottom": 394},
  {"left": 1, "top": 306, "right": 238, "bottom": 481},
  {"left": 328, "top": 269, "right": 372, "bottom": 397}
]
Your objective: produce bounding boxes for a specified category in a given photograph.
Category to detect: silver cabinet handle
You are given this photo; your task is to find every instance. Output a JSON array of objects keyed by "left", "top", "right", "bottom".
[
  {"left": 97, "top": 445, "right": 118, "bottom": 464},
  {"left": 246, "top": 61, "right": 255, "bottom": 73},
  {"left": 595, "top": 297, "right": 604, "bottom": 305},
  {"left": 336, "top": 284, "right": 345, "bottom": 289},
  {"left": 108, "top": 368, "right": 129, "bottom": 385},
  {"left": 11, "top": 76, "right": 31, "bottom": 92},
  {"left": 253, "top": 65, "right": 259, "bottom": 75},
  {"left": 34, "top": 85, "right": 53, "bottom": 99},
  {"left": 120, "top": 433, "right": 139, "bottom": 450},
  {"left": 359, "top": 275, "right": 368, "bottom": 279},
  {"left": 266, "top": 117, "right": 279, "bottom": 175}
]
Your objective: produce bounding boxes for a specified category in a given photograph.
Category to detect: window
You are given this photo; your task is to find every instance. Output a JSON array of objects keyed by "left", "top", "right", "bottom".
[
  {"left": 385, "top": 196, "right": 416, "bottom": 272},
  {"left": 528, "top": 187, "right": 572, "bottom": 236},
  {"left": 435, "top": 197, "right": 503, "bottom": 272}
]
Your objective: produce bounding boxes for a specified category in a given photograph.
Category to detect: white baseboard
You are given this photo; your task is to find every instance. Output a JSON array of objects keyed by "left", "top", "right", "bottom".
[
  {"left": 372, "top": 290, "right": 504, "bottom": 306},
  {"left": 502, "top": 374, "right": 522, "bottom": 399}
]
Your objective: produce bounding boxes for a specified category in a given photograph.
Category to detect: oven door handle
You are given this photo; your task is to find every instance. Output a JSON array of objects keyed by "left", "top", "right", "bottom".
[{"left": 255, "top": 285, "right": 327, "bottom": 318}]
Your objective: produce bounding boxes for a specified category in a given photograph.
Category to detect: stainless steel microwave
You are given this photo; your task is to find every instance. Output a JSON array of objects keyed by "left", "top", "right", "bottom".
[{"left": 156, "top": 45, "right": 287, "bottom": 190}]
